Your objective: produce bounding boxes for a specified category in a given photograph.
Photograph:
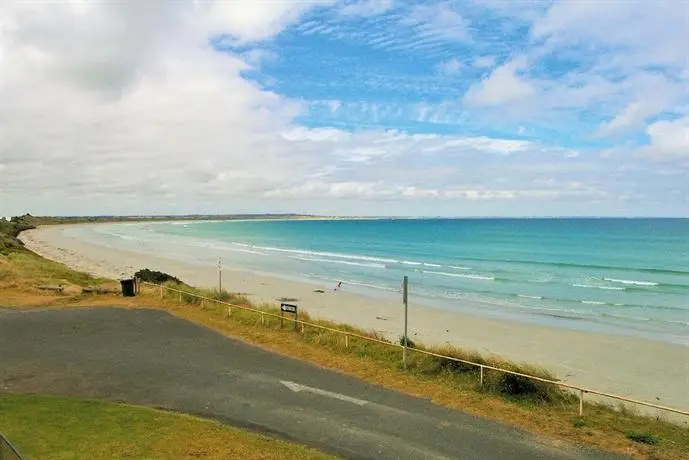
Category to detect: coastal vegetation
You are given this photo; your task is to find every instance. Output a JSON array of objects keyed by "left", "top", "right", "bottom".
[
  {"left": 1, "top": 217, "right": 688, "bottom": 459},
  {"left": 0, "top": 393, "right": 333, "bottom": 460}
]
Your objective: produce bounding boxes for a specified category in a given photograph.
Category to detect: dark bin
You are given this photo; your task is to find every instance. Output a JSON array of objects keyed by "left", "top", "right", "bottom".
[{"left": 120, "top": 278, "right": 136, "bottom": 297}]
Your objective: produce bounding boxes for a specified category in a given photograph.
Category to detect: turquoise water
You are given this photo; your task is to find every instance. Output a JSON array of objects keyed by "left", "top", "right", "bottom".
[{"left": 69, "top": 218, "right": 689, "bottom": 345}]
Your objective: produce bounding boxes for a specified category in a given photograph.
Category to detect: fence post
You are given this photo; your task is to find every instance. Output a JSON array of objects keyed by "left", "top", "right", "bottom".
[
  {"left": 579, "top": 389, "right": 584, "bottom": 416},
  {"left": 280, "top": 311, "right": 284, "bottom": 328},
  {"left": 261, "top": 312, "right": 265, "bottom": 326},
  {"left": 159, "top": 285, "right": 163, "bottom": 298},
  {"left": 227, "top": 306, "right": 232, "bottom": 317},
  {"left": 480, "top": 365, "right": 484, "bottom": 387},
  {"left": 301, "top": 323, "right": 305, "bottom": 334},
  {"left": 345, "top": 334, "right": 349, "bottom": 349},
  {"left": 178, "top": 292, "right": 182, "bottom": 303}
]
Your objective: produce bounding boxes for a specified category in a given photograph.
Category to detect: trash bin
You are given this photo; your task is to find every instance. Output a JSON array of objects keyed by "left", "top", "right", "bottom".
[{"left": 120, "top": 278, "right": 136, "bottom": 297}]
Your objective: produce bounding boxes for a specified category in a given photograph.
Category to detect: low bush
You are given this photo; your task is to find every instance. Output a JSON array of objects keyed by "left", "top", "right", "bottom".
[
  {"left": 398, "top": 335, "right": 415, "bottom": 348},
  {"left": 626, "top": 431, "right": 660, "bottom": 445},
  {"left": 134, "top": 269, "right": 181, "bottom": 284}
]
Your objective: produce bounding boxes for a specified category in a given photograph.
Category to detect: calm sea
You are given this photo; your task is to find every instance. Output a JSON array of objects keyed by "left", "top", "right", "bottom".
[{"left": 67, "top": 218, "right": 689, "bottom": 345}]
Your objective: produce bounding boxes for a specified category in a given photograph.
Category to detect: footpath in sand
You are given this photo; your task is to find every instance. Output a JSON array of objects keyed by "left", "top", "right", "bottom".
[{"left": 20, "top": 226, "right": 689, "bottom": 417}]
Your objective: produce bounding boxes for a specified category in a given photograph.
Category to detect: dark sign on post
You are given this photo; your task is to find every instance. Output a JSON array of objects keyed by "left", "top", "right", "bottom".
[
  {"left": 280, "top": 303, "right": 298, "bottom": 329},
  {"left": 280, "top": 303, "right": 298, "bottom": 314}
]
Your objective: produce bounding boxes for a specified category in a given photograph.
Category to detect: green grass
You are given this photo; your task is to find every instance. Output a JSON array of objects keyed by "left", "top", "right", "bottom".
[{"left": 0, "top": 393, "right": 334, "bottom": 460}]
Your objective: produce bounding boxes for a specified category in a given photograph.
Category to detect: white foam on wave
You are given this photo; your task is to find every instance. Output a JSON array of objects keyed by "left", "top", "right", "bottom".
[
  {"left": 581, "top": 300, "right": 606, "bottom": 305},
  {"left": 572, "top": 283, "right": 625, "bottom": 291},
  {"left": 254, "top": 245, "right": 399, "bottom": 264},
  {"left": 423, "top": 263, "right": 442, "bottom": 268},
  {"left": 401, "top": 260, "right": 422, "bottom": 266},
  {"left": 93, "top": 228, "right": 136, "bottom": 241},
  {"left": 290, "top": 256, "right": 386, "bottom": 269},
  {"left": 449, "top": 265, "right": 471, "bottom": 270},
  {"left": 517, "top": 294, "right": 543, "bottom": 300},
  {"left": 603, "top": 277, "right": 658, "bottom": 287},
  {"left": 426, "top": 270, "right": 495, "bottom": 281}
]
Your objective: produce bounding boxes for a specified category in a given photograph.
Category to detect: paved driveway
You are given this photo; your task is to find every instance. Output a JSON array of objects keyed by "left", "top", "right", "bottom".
[{"left": 0, "top": 308, "right": 622, "bottom": 459}]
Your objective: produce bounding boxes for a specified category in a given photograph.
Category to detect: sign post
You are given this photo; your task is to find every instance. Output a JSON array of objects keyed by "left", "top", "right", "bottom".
[
  {"left": 402, "top": 276, "right": 409, "bottom": 370},
  {"left": 217, "top": 257, "right": 223, "bottom": 292},
  {"left": 280, "top": 303, "right": 298, "bottom": 330}
]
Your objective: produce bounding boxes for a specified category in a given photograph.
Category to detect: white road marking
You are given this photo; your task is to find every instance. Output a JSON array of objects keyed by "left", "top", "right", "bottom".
[{"left": 280, "top": 380, "right": 369, "bottom": 406}]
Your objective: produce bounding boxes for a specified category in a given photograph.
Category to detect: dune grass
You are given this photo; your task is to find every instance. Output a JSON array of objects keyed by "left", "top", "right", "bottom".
[
  {"left": 0, "top": 393, "right": 334, "bottom": 460},
  {"left": 2, "top": 246, "right": 688, "bottom": 459},
  {"left": 0, "top": 250, "right": 109, "bottom": 290}
]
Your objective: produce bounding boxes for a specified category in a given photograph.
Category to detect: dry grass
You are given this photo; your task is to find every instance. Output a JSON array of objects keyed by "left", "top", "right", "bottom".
[
  {"left": 2, "top": 249, "right": 688, "bottom": 459},
  {"left": 0, "top": 393, "right": 334, "bottom": 460}
]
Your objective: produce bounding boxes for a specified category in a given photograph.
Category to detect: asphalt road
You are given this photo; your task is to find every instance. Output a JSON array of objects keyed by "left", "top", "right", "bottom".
[{"left": 0, "top": 308, "right": 622, "bottom": 459}]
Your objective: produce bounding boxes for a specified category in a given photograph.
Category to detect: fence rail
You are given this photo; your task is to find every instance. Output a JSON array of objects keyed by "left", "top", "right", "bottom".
[
  {"left": 0, "top": 434, "right": 23, "bottom": 460},
  {"left": 142, "top": 281, "right": 689, "bottom": 419}
]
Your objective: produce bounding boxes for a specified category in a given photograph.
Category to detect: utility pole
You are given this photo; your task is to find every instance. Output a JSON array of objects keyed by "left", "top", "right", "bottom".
[{"left": 402, "top": 276, "right": 409, "bottom": 370}]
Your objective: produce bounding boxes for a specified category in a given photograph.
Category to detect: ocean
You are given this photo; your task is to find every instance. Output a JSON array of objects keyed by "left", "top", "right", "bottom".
[{"left": 65, "top": 218, "right": 689, "bottom": 345}]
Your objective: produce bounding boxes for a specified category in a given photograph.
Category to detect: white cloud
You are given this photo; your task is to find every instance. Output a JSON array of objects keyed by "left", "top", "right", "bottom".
[
  {"left": 472, "top": 55, "right": 496, "bottom": 69},
  {"left": 436, "top": 57, "right": 462, "bottom": 75},
  {"left": 339, "top": 0, "right": 395, "bottom": 17},
  {"left": 531, "top": 0, "right": 689, "bottom": 74},
  {"left": 241, "top": 48, "right": 278, "bottom": 68},
  {"left": 642, "top": 117, "right": 689, "bottom": 158},
  {"left": 402, "top": 2, "right": 470, "bottom": 42},
  {"left": 463, "top": 58, "right": 535, "bottom": 106},
  {"left": 597, "top": 100, "right": 664, "bottom": 137},
  {"left": 198, "top": 0, "right": 335, "bottom": 43},
  {"left": 0, "top": 1, "right": 318, "bottom": 209},
  {"left": 1, "top": 0, "right": 686, "bottom": 217}
]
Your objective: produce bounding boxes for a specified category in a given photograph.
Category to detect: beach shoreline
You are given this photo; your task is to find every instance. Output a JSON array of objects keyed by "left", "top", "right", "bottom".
[{"left": 19, "top": 225, "right": 689, "bottom": 415}]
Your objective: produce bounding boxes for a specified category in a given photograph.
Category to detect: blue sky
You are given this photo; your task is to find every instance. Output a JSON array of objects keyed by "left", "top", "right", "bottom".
[{"left": 1, "top": 0, "right": 688, "bottom": 217}]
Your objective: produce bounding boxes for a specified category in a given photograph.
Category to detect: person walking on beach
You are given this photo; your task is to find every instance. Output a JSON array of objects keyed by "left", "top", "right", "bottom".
[{"left": 334, "top": 281, "right": 342, "bottom": 291}]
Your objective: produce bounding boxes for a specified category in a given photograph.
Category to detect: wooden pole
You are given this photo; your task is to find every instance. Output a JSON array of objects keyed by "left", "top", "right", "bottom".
[
  {"left": 218, "top": 257, "right": 223, "bottom": 293},
  {"left": 579, "top": 390, "right": 584, "bottom": 416},
  {"left": 402, "top": 276, "right": 409, "bottom": 370}
]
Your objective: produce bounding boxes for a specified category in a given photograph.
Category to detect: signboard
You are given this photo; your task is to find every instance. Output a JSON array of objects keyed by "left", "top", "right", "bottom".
[
  {"left": 280, "top": 303, "right": 298, "bottom": 330},
  {"left": 281, "top": 303, "right": 298, "bottom": 314}
]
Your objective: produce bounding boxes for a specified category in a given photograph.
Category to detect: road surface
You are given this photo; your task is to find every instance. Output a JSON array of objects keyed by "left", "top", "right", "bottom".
[{"left": 0, "top": 308, "right": 621, "bottom": 459}]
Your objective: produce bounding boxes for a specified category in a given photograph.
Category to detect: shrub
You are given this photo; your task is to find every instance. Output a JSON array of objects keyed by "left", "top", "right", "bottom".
[
  {"left": 398, "top": 335, "right": 415, "bottom": 348},
  {"left": 134, "top": 269, "right": 181, "bottom": 284},
  {"left": 626, "top": 431, "right": 660, "bottom": 445}
]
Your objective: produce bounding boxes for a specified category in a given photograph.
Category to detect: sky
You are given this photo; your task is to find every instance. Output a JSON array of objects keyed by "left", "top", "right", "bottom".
[{"left": 0, "top": 0, "right": 688, "bottom": 217}]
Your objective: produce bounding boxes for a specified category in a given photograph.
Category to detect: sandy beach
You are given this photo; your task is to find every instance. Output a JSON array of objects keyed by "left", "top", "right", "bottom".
[{"left": 19, "top": 225, "right": 689, "bottom": 419}]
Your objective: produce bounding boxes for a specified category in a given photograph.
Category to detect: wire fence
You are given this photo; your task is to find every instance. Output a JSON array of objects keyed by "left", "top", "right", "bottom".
[
  {"left": 141, "top": 281, "right": 689, "bottom": 419},
  {"left": 0, "top": 434, "right": 23, "bottom": 460}
]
